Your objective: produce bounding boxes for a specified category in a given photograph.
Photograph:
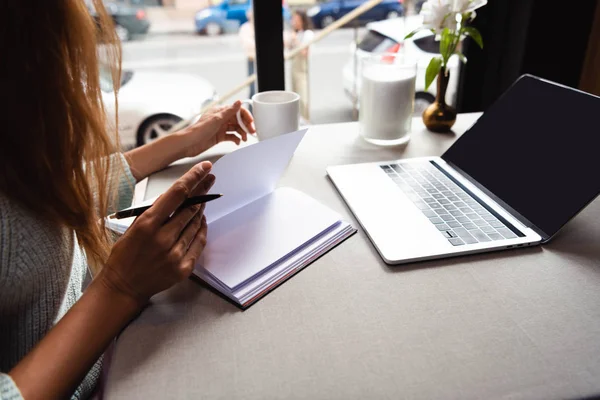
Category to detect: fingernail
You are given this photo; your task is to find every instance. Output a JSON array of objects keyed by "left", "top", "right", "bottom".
[{"left": 198, "top": 161, "right": 212, "bottom": 172}]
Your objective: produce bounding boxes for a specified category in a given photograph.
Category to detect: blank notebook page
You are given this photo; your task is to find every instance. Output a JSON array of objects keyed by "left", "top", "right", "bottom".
[{"left": 197, "top": 187, "right": 342, "bottom": 290}]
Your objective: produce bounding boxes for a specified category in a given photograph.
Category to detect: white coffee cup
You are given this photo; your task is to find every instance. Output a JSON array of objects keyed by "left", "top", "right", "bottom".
[{"left": 237, "top": 91, "right": 300, "bottom": 141}]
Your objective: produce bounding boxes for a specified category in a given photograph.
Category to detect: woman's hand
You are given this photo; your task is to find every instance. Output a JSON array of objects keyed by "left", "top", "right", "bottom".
[
  {"left": 98, "top": 161, "right": 216, "bottom": 304},
  {"left": 177, "top": 101, "right": 256, "bottom": 159}
]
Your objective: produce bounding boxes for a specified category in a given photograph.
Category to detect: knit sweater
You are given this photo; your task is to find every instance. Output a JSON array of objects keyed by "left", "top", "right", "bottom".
[{"left": 0, "top": 153, "right": 136, "bottom": 400}]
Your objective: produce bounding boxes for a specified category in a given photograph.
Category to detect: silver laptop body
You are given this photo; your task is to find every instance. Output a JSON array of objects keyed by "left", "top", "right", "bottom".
[
  {"left": 327, "top": 156, "right": 542, "bottom": 264},
  {"left": 327, "top": 75, "right": 600, "bottom": 265}
]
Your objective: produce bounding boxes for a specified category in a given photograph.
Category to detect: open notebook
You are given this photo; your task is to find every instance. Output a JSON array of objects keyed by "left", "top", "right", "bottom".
[{"left": 107, "top": 129, "right": 356, "bottom": 308}]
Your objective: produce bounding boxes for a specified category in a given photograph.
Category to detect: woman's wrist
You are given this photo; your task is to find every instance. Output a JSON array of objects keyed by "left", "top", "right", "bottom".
[
  {"left": 90, "top": 271, "right": 146, "bottom": 317},
  {"left": 124, "top": 130, "right": 191, "bottom": 182}
]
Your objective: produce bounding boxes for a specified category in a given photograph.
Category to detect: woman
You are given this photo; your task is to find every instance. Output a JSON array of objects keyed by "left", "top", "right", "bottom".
[
  {"left": 0, "top": 1, "right": 255, "bottom": 399},
  {"left": 288, "top": 10, "right": 314, "bottom": 122}
]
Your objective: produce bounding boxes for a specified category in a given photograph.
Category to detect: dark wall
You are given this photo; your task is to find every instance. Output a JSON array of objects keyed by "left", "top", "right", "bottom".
[{"left": 458, "top": 0, "right": 598, "bottom": 112}]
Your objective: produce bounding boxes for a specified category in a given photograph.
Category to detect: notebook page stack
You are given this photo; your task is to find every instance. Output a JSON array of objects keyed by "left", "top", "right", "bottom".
[{"left": 107, "top": 129, "right": 355, "bottom": 308}]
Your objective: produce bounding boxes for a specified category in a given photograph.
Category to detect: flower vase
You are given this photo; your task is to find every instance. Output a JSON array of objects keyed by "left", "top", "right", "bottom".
[{"left": 422, "top": 69, "right": 457, "bottom": 133}]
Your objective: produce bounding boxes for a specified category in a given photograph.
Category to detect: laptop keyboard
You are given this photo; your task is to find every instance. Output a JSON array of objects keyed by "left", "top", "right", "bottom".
[{"left": 380, "top": 162, "right": 519, "bottom": 246}]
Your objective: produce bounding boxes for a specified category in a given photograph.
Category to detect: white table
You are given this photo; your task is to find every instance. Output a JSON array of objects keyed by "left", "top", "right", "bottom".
[{"left": 105, "top": 114, "right": 600, "bottom": 400}]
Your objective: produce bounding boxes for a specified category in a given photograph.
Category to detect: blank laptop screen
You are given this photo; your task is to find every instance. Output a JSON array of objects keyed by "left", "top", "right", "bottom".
[{"left": 442, "top": 75, "right": 600, "bottom": 238}]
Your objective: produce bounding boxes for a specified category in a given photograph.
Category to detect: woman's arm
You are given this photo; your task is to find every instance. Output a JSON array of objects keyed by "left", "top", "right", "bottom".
[
  {"left": 124, "top": 102, "right": 255, "bottom": 182},
  {"left": 8, "top": 279, "right": 141, "bottom": 400},
  {"left": 7, "top": 164, "right": 215, "bottom": 400}
]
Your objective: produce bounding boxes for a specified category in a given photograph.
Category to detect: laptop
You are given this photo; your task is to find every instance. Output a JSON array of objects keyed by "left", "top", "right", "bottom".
[{"left": 327, "top": 75, "right": 600, "bottom": 264}]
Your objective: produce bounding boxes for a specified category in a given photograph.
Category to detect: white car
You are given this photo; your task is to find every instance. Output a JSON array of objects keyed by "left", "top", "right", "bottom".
[
  {"left": 100, "top": 68, "right": 218, "bottom": 148},
  {"left": 343, "top": 16, "right": 460, "bottom": 114}
]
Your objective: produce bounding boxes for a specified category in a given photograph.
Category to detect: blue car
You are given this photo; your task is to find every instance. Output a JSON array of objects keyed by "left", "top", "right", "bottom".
[
  {"left": 195, "top": 0, "right": 291, "bottom": 36},
  {"left": 307, "top": 0, "right": 404, "bottom": 29}
]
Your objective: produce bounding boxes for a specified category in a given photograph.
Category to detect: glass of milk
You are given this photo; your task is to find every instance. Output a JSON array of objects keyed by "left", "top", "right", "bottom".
[{"left": 359, "top": 53, "right": 417, "bottom": 146}]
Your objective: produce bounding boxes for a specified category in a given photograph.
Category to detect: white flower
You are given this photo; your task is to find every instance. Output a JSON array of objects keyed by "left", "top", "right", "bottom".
[
  {"left": 420, "top": 0, "right": 456, "bottom": 32},
  {"left": 453, "top": 0, "right": 487, "bottom": 13}
]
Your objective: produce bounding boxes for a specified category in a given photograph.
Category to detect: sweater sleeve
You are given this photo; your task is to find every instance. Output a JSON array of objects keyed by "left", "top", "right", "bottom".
[
  {"left": 106, "top": 153, "right": 136, "bottom": 215},
  {"left": 0, "top": 374, "right": 23, "bottom": 400}
]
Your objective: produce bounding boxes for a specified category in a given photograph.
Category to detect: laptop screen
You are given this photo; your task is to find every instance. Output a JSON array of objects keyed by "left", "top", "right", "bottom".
[{"left": 442, "top": 75, "right": 600, "bottom": 238}]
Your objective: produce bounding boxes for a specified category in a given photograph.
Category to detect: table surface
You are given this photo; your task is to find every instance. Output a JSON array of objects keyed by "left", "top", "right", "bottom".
[{"left": 105, "top": 114, "right": 600, "bottom": 400}]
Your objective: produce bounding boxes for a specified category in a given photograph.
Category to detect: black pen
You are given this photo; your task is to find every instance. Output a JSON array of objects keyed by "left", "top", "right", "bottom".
[{"left": 109, "top": 194, "right": 223, "bottom": 220}]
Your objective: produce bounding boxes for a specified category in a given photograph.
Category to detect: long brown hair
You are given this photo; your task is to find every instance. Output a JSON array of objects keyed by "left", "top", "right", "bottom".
[{"left": 0, "top": 0, "right": 123, "bottom": 272}]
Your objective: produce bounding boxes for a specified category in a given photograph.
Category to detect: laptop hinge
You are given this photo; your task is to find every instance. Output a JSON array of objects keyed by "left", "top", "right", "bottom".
[{"left": 432, "top": 160, "right": 552, "bottom": 242}]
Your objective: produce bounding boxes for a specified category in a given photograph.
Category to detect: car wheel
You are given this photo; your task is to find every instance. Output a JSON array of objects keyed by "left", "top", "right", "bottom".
[
  {"left": 414, "top": 92, "right": 436, "bottom": 115},
  {"left": 115, "top": 24, "right": 130, "bottom": 42},
  {"left": 136, "top": 114, "right": 183, "bottom": 147},
  {"left": 321, "top": 15, "right": 335, "bottom": 28},
  {"left": 386, "top": 10, "right": 400, "bottom": 19},
  {"left": 205, "top": 22, "right": 222, "bottom": 36}
]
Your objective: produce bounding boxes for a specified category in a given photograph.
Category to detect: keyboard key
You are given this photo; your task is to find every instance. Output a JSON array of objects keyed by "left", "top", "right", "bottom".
[
  {"left": 459, "top": 207, "right": 472, "bottom": 214},
  {"left": 490, "top": 220, "right": 505, "bottom": 228},
  {"left": 487, "top": 233, "right": 504, "bottom": 241},
  {"left": 496, "top": 227, "right": 518, "bottom": 239},
  {"left": 480, "top": 226, "right": 497, "bottom": 234},
  {"left": 424, "top": 198, "right": 436, "bottom": 203},
  {"left": 475, "top": 209, "right": 489, "bottom": 216},
  {"left": 430, "top": 203, "right": 443, "bottom": 209},
  {"left": 443, "top": 204, "right": 457, "bottom": 211},
  {"left": 463, "top": 223, "right": 478, "bottom": 230},
  {"left": 444, "top": 230, "right": 458, "bottom": 238},
  {"left": 390, "top": 164, "right": 402, "bottom": 172},
  {"left": 429, "top": 217, "right": 444, "bottom": 224},
  {"left": 422, "top": 184, "right": 434, "bottom": 190},
  {"left": 447, "top": 196, "right": 460, "bottom": 202},
  {"left": 436, "top": 224, "right": 451, "bottom": 231},
  {"left": 447, "top": 221, "right": 461, "bottom": 228},
  {"left": 465, "top": 213, "right": 479, "bottom": 219},
  {"left": 448, "top": 238, "right": 465, "bottom": 246},
  {"left": 422, "top": 209, "right": 437, "bottom": 218},
  {"left": 427, "top": 189, "right": 439, "bottom": 194},
  {"left": 453, "top": 227, "right": 469, "bottom": 236},
  {"left": 461, "top": 234, "right": 478, "bottom": 244},
  {"left": 474, "top": 220, "right": 489, "bottom": 227},
  {"left": 432, "top": 193, "right": 444, "bottom": 199},
  {"left": 470, "top": 229, "right": 491, "bottom": 242},
  {"left": 482, "top": 214, "right": 497, "bottom": 221},
  {"left": 438, "top": 199, "right": 451, "bottom": 205},
  {"left": 449, "top": 210, "right": 463, "bottom": 217},
  {"left": 441, "top": 214, "right": 455, "bottom": 222},
  {"left": 456, "top": 216, "right": 470, "bottom": 223},
  {"left": 454, "top": 202, "right": 467, "bottom": 208},
  {"left": 441, "top": 191, "right": 453, "bottom": 197},
  {"left": 434, "top": 208, "right": 449, "bottom": 215}
]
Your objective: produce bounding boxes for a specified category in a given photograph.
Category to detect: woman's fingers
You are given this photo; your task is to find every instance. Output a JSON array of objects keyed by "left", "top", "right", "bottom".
[
  {"left": 180, "top": 216, "right": 208, "bottom": 277},
  {"left": 163, "top": 204, "right": 202, "bottom": 246},
  {"left": 224, "top": 133, "right": 242, "bottom": 146},
  {"left": 218, "top": 101, "right": 242, "bottom": 123},
  {"left": 174, "top": 212, "right": 204, "bottom": 256},
  {"left": 190, "top": 174, "right": 215, "bottom": 197},
  {"left": 163, "top": 171, "right": 214, "bottom": 240},
  {"left": 238, "top": 107, "right": 256, "bottom": 134},
  {"left": 145, "top": 161, "right": 212, "bottom": 225},
  {"left": 226, "top": 123, "right": 247, "bottom": 142}
]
